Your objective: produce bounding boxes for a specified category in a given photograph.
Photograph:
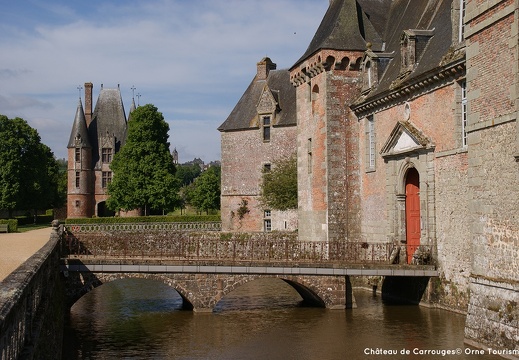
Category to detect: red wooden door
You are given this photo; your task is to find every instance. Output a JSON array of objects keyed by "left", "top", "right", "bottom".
[{"left": 405, "top": 168, "right": 420, "bottom": 263}]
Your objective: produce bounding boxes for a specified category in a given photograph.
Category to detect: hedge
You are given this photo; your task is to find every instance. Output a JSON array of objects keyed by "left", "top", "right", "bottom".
[
  {"left": 16, "top": 215, "right": 54, "bottom": 226},
  {"left": 0, "top": 219, "right": 18, "bottom": 233},
  {"left": 65, "top": 215, "right": 220, "bottom": 225}
]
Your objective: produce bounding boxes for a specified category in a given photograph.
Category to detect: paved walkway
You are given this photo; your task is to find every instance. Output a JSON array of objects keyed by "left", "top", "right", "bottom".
[{"left": 0, "top": 227, "right": 53, "bottom": 282}]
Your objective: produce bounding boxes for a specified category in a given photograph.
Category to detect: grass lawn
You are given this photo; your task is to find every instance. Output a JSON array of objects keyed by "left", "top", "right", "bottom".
[{"left": 17, "top": 224, "right": 51, "bottom": 232}]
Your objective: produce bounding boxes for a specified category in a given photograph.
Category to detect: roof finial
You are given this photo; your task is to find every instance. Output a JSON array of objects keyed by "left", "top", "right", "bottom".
[
  {"left": 136, "top": 93, "right": 141, "bottom": 106},
  {"left": 131, "top": 85, "right": 136, "bottom": 100},
  {"left": 77, "top": 84, "right": 83, "bottom": 100}
]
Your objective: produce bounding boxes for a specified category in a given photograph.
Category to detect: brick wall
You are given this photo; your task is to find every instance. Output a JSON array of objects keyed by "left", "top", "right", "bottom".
[
  {"left": 67, "top": 146, "right": 93, "bottom": 218},
  {"left": 292, "top": 50, "right": 364, "bottom": 242},
  {"left": 357, "top": 79, "right": 472, "bottom": 309}
]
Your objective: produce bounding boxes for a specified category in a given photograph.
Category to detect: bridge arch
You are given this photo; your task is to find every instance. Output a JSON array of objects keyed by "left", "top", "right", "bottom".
[
  {"left": 63, "top": 272, "right": 349, "bottom": 311},
  {"left": 217, "top": 275, "right": 328, "bottom": 309},
  {"left": 63, "top": 272, "right": 198, "bottom": 310}
]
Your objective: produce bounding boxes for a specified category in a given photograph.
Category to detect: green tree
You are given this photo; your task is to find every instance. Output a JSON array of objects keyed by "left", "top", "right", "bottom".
[
  {"left": 55, "top": 158, "right": 68, "bottom": 208},
  {"left": 261, "top": 154, "right": 297, "bottom": 210},
  {"left": 107, "top": 104, "right": 179, "bottom": 215},
  {"left": 0, "top": 115, "right": 61, "bottom": 217},
  {"left": 175, "top": 163, "right": 202, "bottom": 186},
  {"left": 189, "top": 166, "right": 220, "bottom": 214}
]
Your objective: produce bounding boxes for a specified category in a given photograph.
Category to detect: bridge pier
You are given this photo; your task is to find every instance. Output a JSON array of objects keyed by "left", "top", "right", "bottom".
[{"left": 62, "top": 271, "right": 355, "bottom": 312}]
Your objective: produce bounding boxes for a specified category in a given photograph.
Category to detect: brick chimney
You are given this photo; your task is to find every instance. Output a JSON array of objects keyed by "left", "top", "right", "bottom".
[
  {"left": 256, "top": 57, "right": 276, "bottom": 80},
  {"left": 84, "top": 82, "right": 93, "bottom": 127}
]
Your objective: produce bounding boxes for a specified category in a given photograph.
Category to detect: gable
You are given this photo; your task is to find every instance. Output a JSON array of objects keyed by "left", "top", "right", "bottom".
[
  {"left": 381, "top": 121, "right": 433, "bottom": 157},
  {"left": 257, "top": 85, "right": 278, "bottom": 115}
]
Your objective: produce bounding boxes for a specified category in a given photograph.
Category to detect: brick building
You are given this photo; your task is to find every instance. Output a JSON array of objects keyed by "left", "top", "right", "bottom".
[
  {"left": 222, "top": 0, "right": 517, "bottom": 352},
  {"left": 67, "top": 83, "right": 135, "bottom": 218},
  {"left": 219, "top": 58, "right": 298, "bottom": 231}
]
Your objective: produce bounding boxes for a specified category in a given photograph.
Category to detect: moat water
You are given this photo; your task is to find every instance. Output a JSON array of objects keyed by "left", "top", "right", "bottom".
[{"left": 62, "top": 278, "right": 501, "bottom": 359}]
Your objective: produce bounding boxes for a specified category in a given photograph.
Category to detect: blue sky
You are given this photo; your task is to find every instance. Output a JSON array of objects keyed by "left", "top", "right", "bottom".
[{"left": 0, "top": 0, "right": 328, "bottom": 163}]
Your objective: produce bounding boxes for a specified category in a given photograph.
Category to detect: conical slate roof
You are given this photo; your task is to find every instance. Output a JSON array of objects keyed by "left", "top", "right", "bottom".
[
  {"left": 67, "top": 98, "right": 91, "bottom": 148},
  {"left": 88, "top": 87, "right": 127, "bottom": 165},
  {"left": 292, "top": 0, "right": 388, "bottom": 68}
]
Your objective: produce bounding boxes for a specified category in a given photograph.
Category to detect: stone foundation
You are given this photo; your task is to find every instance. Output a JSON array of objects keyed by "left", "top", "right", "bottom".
[{"left": 465, "top": 276, "right": 519, "bottom": 358}]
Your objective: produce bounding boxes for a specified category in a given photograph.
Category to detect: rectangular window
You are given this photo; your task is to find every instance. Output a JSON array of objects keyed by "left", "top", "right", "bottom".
[
  {"left": 263, "top": 163, "right": 271, "bottom": 172},
  {"left": 367, "top": 115, "right": 376, "bottom": 170},
  {"left": 75, "top": 171, "right": 80, "bottom": 188},
  {"left": 459, "top": 0, "right": 466, "bottom": 42},
  {"left": 75, "top": 148, "right": 80, "bottom": 162},
  {"left": 102, "top": 148, "right": 113, "bottom": 163},
  {"left": 264, "top": 210, "right": 271, "bottom": 232},
  {"left": 461, "top": 81, "right": 467, "bottom": 147},
  {"left": 102, "top": 171, "right": 112, "bottom": 188},
  {"left": 262, "top": 116, "right": 271, "bottom": 142}
]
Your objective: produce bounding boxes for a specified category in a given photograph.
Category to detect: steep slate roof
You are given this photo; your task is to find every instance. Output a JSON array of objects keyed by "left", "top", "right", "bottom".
[
  {"left": 292, "top": 0, "right": 391, "bottom": 68},
  {"left": 293, "top": 0, "right": 457, "bottom": 102},
  {"left": 88, "top": 87, "right": 127, "bottom": 165},
  {"left": 367, "top": 0, "right": 456, "bottom": 98},
  {"left": 218, "top": 68, "right": 296, "bottom": 132},
  {"left": 67, "top": 99, "right": 91, "bottom": 148}
]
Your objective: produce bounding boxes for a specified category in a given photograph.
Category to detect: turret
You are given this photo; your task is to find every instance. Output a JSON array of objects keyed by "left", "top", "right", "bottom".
[{"left": 67, "top": 97, "right": 94, "bottom": 218}]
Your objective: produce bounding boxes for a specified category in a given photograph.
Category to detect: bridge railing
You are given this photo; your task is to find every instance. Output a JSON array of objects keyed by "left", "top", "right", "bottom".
[
  {"left": 61, "top": 231, "right": 402, "bottom": 264},
  {"left": 65, "top": 222, "right": 222, "bottom": 233}
]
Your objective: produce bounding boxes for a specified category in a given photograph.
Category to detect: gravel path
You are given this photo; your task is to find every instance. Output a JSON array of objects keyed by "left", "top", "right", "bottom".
[{"left": 0, "top": 227, "right": 52, "bottom": 282}]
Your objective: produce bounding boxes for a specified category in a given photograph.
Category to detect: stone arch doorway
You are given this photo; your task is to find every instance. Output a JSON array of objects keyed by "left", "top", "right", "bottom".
[
  {"left": 97, "top": 201, "right": 115, "bottom": 217},
  {"left": 405, "top": 167, "right": 420, "bottom": 263}
]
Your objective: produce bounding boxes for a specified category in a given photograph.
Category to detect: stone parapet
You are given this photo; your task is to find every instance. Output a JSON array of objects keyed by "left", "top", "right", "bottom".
[{"left": 0, "top": 225, "right": 64, "bottom": 360}]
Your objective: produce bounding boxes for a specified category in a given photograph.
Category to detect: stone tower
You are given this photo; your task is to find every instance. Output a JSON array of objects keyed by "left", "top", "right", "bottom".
[
  {"left": 67, "top": 96, "right": 93, "bottom": 218},
  {"left": 290, "top": 0, "right": 382, "bottom": 242},
  {"left": 67, "top": 83, "right": 129, "bottom": 218}
]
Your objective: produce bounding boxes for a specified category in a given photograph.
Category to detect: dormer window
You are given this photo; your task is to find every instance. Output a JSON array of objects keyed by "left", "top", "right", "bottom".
[
  {"left": 366, "top": 61, "right": 372, "bottom": 88},
  {"left": 361, "top": 50, "right": 393, "bottom": 93},
  {"left": 400, "top": 29, "right": 435, "bottom": 74}
]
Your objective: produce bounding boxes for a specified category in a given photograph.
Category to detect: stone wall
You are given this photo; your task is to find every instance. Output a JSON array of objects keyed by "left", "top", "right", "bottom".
[
  {"left": 0, "top": 226, "right": 64, "bottom": 360},
  {"left": 64, "top": 271, "right": 353, "bottom": 312},
  {"left": 464, "top": 0, "right": 519, "bottom": 353},
  {"left": 220, "top": 125, "right": 297, "bottom": 232}
]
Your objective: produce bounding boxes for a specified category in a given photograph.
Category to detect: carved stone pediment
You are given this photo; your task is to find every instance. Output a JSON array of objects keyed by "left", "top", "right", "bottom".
[
  {"left": 381, "top": 121, "right": 434, "bottom": 158},
  {"left": 100, "top": 132, "right": 115, "bottom": 150},
  {"left": 256, "top": 85, "right": 278, "bottom": 116}
]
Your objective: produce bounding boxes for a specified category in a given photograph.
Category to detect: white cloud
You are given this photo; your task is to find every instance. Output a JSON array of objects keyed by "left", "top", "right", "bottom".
[{"left": 0, "top": 0, "right": 328, "bottom": 163}]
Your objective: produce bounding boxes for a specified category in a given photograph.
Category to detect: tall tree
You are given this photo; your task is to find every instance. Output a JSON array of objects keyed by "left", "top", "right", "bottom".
[
  {"left": 189, "top": 166, "right": 220, "bottom": 214},
  {"left": 260, "top": 154, "right": 297, "bottom": 210},
  {"left": 107, "top": 104, "right": 179, "bottom": 215},
  {"left": 0, "top": 115, "right": 61, "bottom": 216},
  {"left": 174, "top": 163, "right": 202, "bottom": 186}
]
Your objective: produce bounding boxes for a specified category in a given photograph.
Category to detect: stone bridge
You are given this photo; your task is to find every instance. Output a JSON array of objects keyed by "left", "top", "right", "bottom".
[{"left": 61, "top": 224, "right": 438, "bottom": 312}]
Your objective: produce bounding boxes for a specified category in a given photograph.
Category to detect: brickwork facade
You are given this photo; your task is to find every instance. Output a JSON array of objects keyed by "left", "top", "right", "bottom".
[
  {"left": 291, "top": 50, "right": 363, "bottom": 242},
  {"left": 219, "top": 58, "right": 298, "bottom": 232},
  {"left": 219, "top": 2, "right": 518, "bottom": 351},
  {"left": 220, "top": 126, "right": 297, "bottom": 231},
  {"left": 67, "top": 83, "right": 131, "bottom": 218}
]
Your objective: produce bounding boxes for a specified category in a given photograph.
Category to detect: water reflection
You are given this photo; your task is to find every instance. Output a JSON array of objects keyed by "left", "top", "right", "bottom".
[{"left": 63, "top": 278, "right": 500, "bottom": 360}]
